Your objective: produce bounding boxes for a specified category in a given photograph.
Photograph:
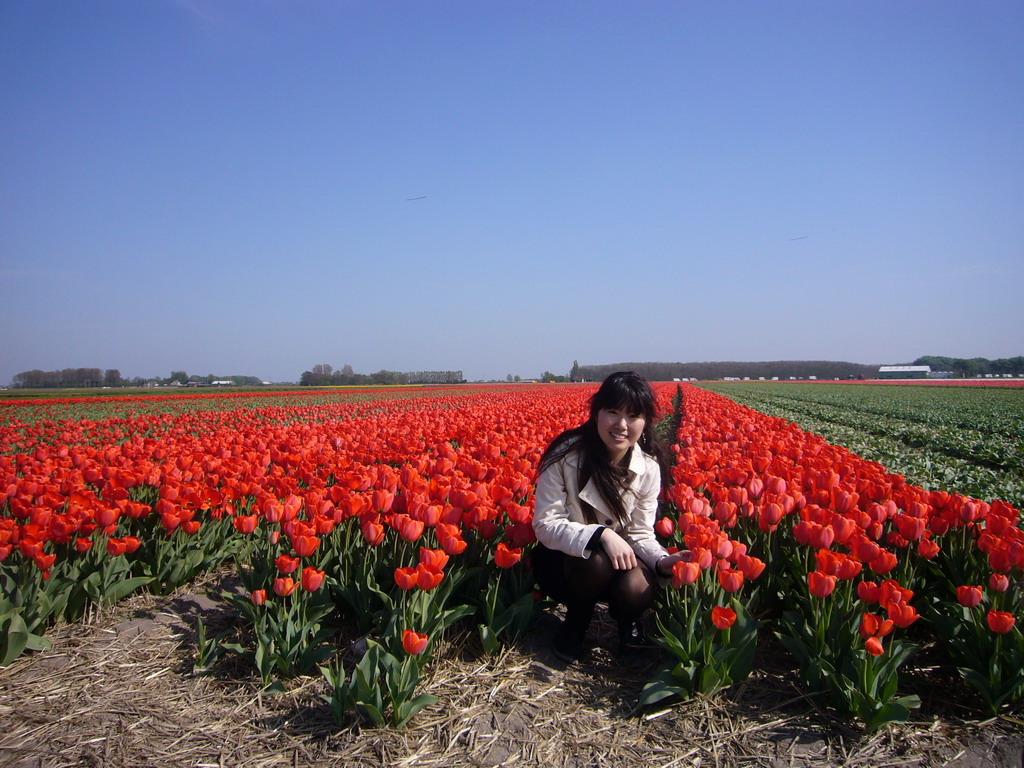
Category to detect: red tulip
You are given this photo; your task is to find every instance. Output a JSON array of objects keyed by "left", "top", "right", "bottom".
[
  {"left": 273, "top": 577, "right": 297, "bottom": 597},
  {"left": 655, "top": 517, "right": 675, "bottom": 538},
  {"left": 361, "top": 521, "right": 385, "bottom": 546},
  {"left": 394, "top": 566, "right": 417, "bottom": 591},
  {"left": 494, "top": 542, "right": 521, "bottom": 568},
  {"left": 275, "top": 555, "right": 299, "bottom": 575},
  {"left": 440, "top": 533, "right": 467, "bottom": 555},
  {"left": 301, "top": 566, "right": 325, "bottom": 592},
  {"left": 106, "top": 538, "right": 128, "bottom": 557},
  {"left": 737, "top": 555, "right": 766, "bottom": 580},
  {"left": 859, "top": 612, "right": 894, "bottom": 639},
  {"left": 713, "top": 501, "right": 737, "bottom": 525},
  {"left": 809, "top": 525, "right": 835, "bottom": 550},
  {"left": 986, "top": 610, "right": 1016, "bottom": 634},
  {"left": 956, "top": 585, "right": 983, "bottom": 608},
  {"left": 398, "top": 516, "right": 425, "bottom": 542},
  {"left": 807, "top": 570, "right": 837, "bottom": 598},
  {"left": 711, "top": 605, "right": 737, "bottom": 630},
  {"left": 989, "top": 573, "right": 1010, "bottom": 593},
  {"left": 292, "top": 534, "right": 319, "bottom": 558},
  {"left": 372, "top": 489, "right": 395, "bottom": 513},
  {"left": 916, "top": 537, "right": 940, "bottom": 559},
  {"left": 718, "top": 568, "right": 744, "bottom": 593},
  {"left": 250, "top": 589, "right": 267, "bottom": 605},
  {"left": 402, "top": 629, "right": 429, "bottom": 655},
  {"left": 416, "top": 564, "right": 444, "bottom": 590},
  {"left": 830, "top": 515, "right": 856, "bottom": 544},
  {"left": 868, "top": 550, "right": 898, "bottom": 575},
  {"left": 864, "top": 636, "right": 884, "bottom": 656},
  {"left": 713, "top": 537, "right": 733, "bottom": 560},
  {"left": 885, "top": 600, "right": 919, "bottom": 628},
  {"left": 894, "top": 514, "right": 925, "bottom": 541},
  {"left": 878, "top": 579, "right": 913, "bottom": 605},
  {"left": 33, "top": 553, "right": 56, "bottom": 570},
  {"left": 419, "top": 547, "right": 449, "bottom": 570},
  {"left": 851, "top": 536, "right": 881, "bottom": 563},
  {"left": 691, "top": 547, "right": 713, "bottom": 570},
  {"left": 815, "top": 549, "right": 842, "bottom": 576},
  {"left": 671, "top": 561, "right": 701, "bottom": 588},
  {"left": 505, "top": 522, "right": 536, "bottom": 548},
  {"left": 93, "top": 506, "right": 120, "bottom": 527},
  {"left": 233, "top": 514, "right": 258, "bottom": 534},
  {"left": 761, "top": 502, "right": 783, "bottom": 526},
  {"left": 857, "top": 581, "right": 880, "bottom": 604},
  {"left": 836, "top": 556, "right": 863, "bottom": 581}
]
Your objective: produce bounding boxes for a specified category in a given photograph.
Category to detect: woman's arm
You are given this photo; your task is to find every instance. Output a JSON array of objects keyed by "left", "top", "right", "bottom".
[
  {"left": 532, "top": 455, "right": 604, "bottom": 558},
  {"left": 624, "top": 459, "right": 673, "bottom": 571}
]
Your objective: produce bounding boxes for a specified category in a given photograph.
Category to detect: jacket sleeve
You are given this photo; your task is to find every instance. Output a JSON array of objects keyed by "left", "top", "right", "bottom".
[
  {"left": 532, "top": 457, "right": 604, "bottom": 558},
  {"left": 624, "top": 460, "right": 669, "bottom": 571}
]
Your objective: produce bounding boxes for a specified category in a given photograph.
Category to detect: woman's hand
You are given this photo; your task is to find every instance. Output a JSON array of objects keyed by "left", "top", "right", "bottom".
[
  {"left": 656, "top": 550, "right": 692, "bottom": 577},
  {"left": 600, "top": 528, "right": 638, "bottom": 570}
]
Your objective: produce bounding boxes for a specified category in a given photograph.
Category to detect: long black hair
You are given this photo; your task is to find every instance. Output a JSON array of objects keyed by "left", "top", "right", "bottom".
[{"left": 538, "top": 371, "right": 669, "bottom": 526}]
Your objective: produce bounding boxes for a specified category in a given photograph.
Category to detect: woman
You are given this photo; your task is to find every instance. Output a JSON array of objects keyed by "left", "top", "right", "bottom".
[{"left": 532, "top": 371, "right": 688, "bottom": 662}]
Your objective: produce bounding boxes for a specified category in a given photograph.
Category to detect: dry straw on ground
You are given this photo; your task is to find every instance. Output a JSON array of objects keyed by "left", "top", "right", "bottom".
[{"left": 1, "top": 571, "right": 1021, "bottom": 768}]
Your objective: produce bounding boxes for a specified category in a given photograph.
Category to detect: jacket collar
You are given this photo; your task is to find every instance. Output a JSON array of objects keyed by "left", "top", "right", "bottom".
[
  {"left": 626, "top": 444, "right": 647, "bottom": 477},
  {"left": 576, "top": 445, "right": 647, "bottom": 520}
]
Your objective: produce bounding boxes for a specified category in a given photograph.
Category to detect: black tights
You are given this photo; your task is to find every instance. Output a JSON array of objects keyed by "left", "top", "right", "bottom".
[{"left": 532, "top": 544, "right": 658, "bottom": 630}]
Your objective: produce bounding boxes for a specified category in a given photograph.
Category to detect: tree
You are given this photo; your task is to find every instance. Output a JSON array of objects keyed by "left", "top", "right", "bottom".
[
  {"left": 169, "top": 371, "right": 188, "bottom": 385},
  {"left": 103, "top": 369, "right": 122, "bottom": 387},
  {"left": 958, "top": 359, "right": 979, "bottom": 377},
  {"left": 506, "top": 374, "right": 514, "bottom": 382},
  {"left": 312, "top": 363, "right": 333, "bottom": 376},
  {"left": 570, "top": 360, "right": 581, "bottom": 382}
]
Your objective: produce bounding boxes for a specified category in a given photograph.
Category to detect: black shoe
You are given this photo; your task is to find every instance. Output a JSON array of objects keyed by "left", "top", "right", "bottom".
[
  {"left": 553, "top": 620, "right": 587, "bottom": 663},
  {"left": 617, "top": 619, "right": 647, "bottom": 656}
]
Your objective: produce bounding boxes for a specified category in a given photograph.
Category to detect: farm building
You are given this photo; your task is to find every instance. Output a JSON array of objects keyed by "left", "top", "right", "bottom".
[{"left": 878, "top": 365, "right": 931, "bottom": 379}]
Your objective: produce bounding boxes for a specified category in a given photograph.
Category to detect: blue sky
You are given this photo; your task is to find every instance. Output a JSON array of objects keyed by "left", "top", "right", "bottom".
[{"left": 2, "top": 1, "right": 1021, "bottom": 384}]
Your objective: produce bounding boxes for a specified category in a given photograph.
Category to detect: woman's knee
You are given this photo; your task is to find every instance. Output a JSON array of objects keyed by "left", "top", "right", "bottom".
[
  {"left": 571, "top": 550, "right": 616, "bottom": 581},
  {"left": 562, "top": 550, "right": 616, "bottom": 599},
  {"left": 608, "top": 565, "right": 657, "bottom": 616}
]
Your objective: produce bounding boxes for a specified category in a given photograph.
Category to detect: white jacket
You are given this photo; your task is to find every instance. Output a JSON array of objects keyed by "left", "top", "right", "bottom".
[{"left": 532, "top": 443, "right": 668, "bottom": 571}]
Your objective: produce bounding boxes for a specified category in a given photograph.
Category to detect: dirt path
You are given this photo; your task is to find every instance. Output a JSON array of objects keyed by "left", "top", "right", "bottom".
[{"left": 0, "top": 573, "right": 1020, "bottom": 768}]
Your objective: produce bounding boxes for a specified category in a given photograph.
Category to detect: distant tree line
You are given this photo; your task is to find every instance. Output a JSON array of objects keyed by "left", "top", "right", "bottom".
[
  {"left": 164, "top": 371, "right": 264, "bottom": 386},
  {"left": 570, "top": 356, "right": 1024, "bottom": 382},
  {"left": 913, "top": 356, "right": 1024, "bottom": 377},
  {"left": 10, "top": 368, "right": 263, "bottom": 388},
  {"left": 576, "top": 360, "right": 880, "bottom": 382},
  {"left": 300, "top": 364, "right": 467, "bottom": 386},
  {"left": 13, "top": 368, "right": 110, "bottom": 388},
  {"left": 540, "top": 371, "right": 570, "bottom": 382}
]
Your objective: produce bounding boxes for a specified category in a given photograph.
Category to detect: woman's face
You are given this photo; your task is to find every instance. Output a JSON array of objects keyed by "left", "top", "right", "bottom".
[{"left": 596, "top": 405, "right": 646, "bottom": 463}]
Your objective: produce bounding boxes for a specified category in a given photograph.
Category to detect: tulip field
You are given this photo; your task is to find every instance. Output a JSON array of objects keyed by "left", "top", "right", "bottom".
[
  {"left": 701, "top": 381, "right": 1024, "bottom": 511},
  {"left": 1, "top": 382, "right": 1022, "bottom": 734}
]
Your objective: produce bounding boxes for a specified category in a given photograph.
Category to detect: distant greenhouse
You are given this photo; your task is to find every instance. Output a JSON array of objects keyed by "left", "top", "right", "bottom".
[
  {"left": 405, "top": 370, "right": 464, "bottom": 384},
  {"left": 878, "top": 365, "right": 931, "bottom": 379}
]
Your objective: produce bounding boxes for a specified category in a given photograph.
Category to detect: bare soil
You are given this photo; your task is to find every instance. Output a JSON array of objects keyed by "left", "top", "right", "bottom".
[{"left": 1, "top": 571, "right": 1021, "bottom": 768}]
